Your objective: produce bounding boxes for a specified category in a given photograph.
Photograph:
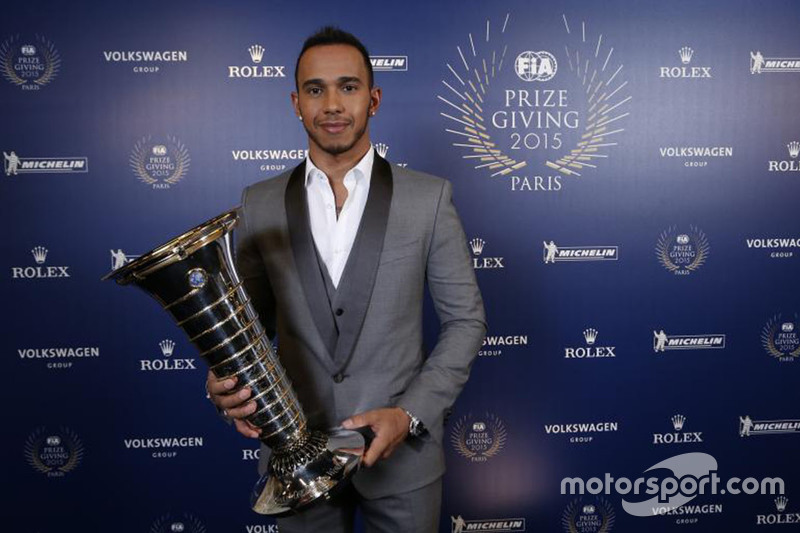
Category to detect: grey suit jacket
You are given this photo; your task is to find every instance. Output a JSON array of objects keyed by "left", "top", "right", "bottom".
[{"left": 235, "top": 154, "right": 486, "bottom": 499}]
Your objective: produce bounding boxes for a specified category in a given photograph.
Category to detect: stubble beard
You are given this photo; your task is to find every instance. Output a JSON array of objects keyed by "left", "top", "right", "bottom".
[{"left": 305, "top": 117, "right": 369, "bottom": 157}]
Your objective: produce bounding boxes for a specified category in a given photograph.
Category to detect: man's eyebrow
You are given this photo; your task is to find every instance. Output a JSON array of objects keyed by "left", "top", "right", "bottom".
[
  {"left": 301, "top": 76, "right": 363, "bottom": 89},
  {"left": 301, "top": 78, "right": 324, "bottom": 89}
]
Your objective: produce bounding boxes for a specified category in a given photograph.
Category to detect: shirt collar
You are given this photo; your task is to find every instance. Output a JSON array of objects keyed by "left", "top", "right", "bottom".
[{"left": 305, "top": 144, "right": 374, "bottom": 187}]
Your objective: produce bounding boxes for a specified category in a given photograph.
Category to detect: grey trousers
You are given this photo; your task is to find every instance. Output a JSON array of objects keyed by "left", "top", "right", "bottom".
[{"left": 276, "top": 478, "right": 443, "bottom": 533}]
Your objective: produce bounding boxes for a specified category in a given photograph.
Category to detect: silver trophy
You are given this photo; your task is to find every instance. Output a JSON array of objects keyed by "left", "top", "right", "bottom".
[{"left": 103, "top": 210, "right": 364, "bottom": 515}]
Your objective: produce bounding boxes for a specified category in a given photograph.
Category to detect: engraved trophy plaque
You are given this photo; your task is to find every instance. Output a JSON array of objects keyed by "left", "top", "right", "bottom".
[{"left": 103, "top": 210, "right": 364, "bottom": 515}]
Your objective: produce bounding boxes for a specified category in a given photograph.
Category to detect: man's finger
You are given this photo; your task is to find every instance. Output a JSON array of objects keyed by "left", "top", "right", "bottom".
[
  {"left": 207, "top": 372, "right": 237, "bottom": 395},
  {"left": 234, "top": 418, "right": 261, "bottom": 439},
  {"left": 342, "top": 411, "right": 376, "bottom": 430},
  {"left": 215, "top": 387, "right": 252, "bottom": 409},
  {"left": 226, "top": 400, "right": 257, "bottom": 420},
  {"left": 363, "top": 434, "right": 389, "bottom": 467}
]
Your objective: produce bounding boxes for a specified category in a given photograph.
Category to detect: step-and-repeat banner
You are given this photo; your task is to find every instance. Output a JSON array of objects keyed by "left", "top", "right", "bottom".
[{"left": 2, "top": 0, "right": 799, "bottom": 531}]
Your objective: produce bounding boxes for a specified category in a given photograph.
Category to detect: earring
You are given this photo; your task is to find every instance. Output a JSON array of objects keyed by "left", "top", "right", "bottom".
[{"left": 298, "top": 115, "right": 303, "bottom": 121}]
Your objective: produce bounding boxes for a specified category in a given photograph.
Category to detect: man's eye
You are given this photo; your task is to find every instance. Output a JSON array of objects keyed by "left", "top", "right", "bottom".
[
  {"left": 343, "top": 85, "right": 357, "bottom": 92},
  {"left": 308, "top": 87, "right": 322, "bottom": 95}
]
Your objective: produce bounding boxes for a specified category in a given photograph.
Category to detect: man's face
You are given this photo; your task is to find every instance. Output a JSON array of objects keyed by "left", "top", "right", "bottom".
[{"left": 292, "top": 44, "right": 380, "bottom": 158}]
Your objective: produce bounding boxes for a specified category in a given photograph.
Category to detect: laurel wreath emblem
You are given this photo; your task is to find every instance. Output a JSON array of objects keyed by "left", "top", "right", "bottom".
[
  {"left": 439, "top": 14, "right": 630, "bottom": 179},
  {"left": 150, "top": 513, "right": 207, "bottom": 533},
  {"left": 24, "top": 426, "right": 84, "bottom": 475},
  {"left": 561, "top": 498, "right": 616, "bottom": 533},
  {"left": 129, "top": 135, "right": 191, "bottom": 187},
  {"left": 761, "top": 314, "right": 800, "bottom": 360},
  {"left": 0, "top": 34, "right": 61, "bottom": 88},
  {"left": 656, "top": 225, "right": 710, "bottom": 274},
  {"left": 450, "top": 412, "right": 507, "bottom": 461}
]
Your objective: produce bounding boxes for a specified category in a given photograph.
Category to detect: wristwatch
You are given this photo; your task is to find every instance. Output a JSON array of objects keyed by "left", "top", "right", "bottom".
[{"left": 403, "top": 409, "right": 426, "bottom": 437}]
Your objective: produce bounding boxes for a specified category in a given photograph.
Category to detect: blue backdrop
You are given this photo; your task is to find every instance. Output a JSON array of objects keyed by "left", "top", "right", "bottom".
[{"left": 2, "top": 0, "right": 799, "bottom": 531}]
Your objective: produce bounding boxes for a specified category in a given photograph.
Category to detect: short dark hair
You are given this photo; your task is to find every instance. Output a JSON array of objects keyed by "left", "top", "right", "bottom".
[{"left": 295, "top": 26, "right": 374, "bottom": 89}]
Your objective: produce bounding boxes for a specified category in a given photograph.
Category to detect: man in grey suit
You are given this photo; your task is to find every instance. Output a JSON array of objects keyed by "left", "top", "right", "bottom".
[{"left": 207, "top": 27, "right": 486, "bottom": 532}]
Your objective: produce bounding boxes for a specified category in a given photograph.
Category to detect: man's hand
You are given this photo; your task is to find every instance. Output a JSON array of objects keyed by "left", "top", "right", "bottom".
[
  {"left": 341, "top": 407, "right": 410, "bottom": 467},
  {"left": 206, "top": 371, "right": 261, "bottom": 439}
]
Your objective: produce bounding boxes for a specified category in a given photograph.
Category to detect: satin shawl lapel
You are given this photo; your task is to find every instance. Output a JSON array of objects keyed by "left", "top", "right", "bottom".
[
  {"left": 284, "top": 162, "right": 338, "bottom": 365},
  {"left": 331, "top": 155, "right": 393, "bottom": 369}
]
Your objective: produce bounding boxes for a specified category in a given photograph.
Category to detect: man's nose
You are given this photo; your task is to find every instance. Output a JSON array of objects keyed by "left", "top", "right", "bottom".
[{"left": 323, "top": 90, "right": 343, "bottom": 113}]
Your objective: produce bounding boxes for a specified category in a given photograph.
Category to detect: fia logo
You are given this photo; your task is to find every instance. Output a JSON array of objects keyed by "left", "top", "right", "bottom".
[
  {"left": 562, "top": 498, "right": 616, "bottom": 533},
  {"left": 761, "top": 314, "right": 800, "bottom": 363},
  {"left": 515, "top": 50, "right": 557, "bottom": 82},
  {"left": 656, "top": 226, "right": 709, "bottom": 275},
  {"left": 150, "top": 513, "right": 206, "bottom": 533},
  {"left": 450, "top": 412, "right": 507, "bottom": 463},
  {"left": 24, "top": 427, "right": 84, "bottom": 477},
  {"left": 129, "top": 135, "right": 190, "bottom": 189},
  {"left": 0, "top": 34, "right": 61, "bottom": 90}
]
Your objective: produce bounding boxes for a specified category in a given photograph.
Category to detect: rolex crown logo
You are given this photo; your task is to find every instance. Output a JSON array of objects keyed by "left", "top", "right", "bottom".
[
  {"left": 583, "top": 328, "right": 598, "bottom": 345},
  {"left": 375, "top": 143, "right": 389, "bottom": 158},
  {"left": 248, "top": 44, "right": 265, "bottom": 64},
  {"left": 159, "top": 339, "right": 175, "bottom": 357},
  {"left": 469, "top": 238, "right": 486, "bottom": 256},
  {"left": 679, "top": 46, "right": 694, "bottom": 65},
  {"left": 671, "top": 414, "right": 686, "bottom": 431},
  {"left": 775, "top": 496, "right": 788, "bottom": 512},
  {"left": 31, "top": 246, "right": 48, "bottom": 264},
  {"left": 788, "top": 141, "right": 800, "bottom": 159}
]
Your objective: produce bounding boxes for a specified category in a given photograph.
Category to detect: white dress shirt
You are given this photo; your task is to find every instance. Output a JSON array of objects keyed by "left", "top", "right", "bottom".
[{"left": 305, "top": 146, "right": 374, "bottom": 288}]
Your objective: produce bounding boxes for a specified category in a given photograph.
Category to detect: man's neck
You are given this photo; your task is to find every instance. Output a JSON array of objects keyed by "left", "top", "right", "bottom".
[{"left": 308, "top": 141, "right": 371, "bottom": 183}]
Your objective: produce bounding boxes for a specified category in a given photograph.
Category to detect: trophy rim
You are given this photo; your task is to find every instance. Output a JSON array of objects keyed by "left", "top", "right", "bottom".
[{"left": 101, "top": 209, "right": 238, "bottom": 284}]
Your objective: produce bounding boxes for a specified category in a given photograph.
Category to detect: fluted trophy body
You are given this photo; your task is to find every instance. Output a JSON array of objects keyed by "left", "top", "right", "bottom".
[{"left": 103, "top": 210, "right": 363, "bottom": 515}]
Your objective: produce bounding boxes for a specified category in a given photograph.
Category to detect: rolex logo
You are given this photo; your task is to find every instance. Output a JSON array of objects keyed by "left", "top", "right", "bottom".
[
  {"left": 248, "top": 44, "right": 265, "bottom": 64},
  {"left": 788, "top": 141, "right": 800, "bottom": 159},
  {"left": 583, "top": 328, "right": 598, "bottom": 345},
  {"left": 141, "top": 339, "right": 195, "bottom": 370},
  {"left": 775, "top": 496, "right": 788, "bottom": 513},
  {"left": 679, "top": 46, "right": 694, "bottom": 64},
  {"left": 375, "top": 142, "right": 389, "bottom": 158},
  {"left": 31, "top": 246, "right": 48, "bottom": 264},
  {"left": 470, "top": 238, "right": 486, "bottom": 256},
  {"left": 159, "top": 339, "right": 175, "bottom": 357},
  {"left": 671, "top": 414, "right": 686, "bottom": 431},
  {"left": 12, "top": 246, "right": 70, "bottom": 279}
]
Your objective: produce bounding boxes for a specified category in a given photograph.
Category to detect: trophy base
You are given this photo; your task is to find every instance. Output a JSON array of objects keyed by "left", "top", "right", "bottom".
[{"left": 251, "top": 428, "right": 365, "bottom": 515}]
